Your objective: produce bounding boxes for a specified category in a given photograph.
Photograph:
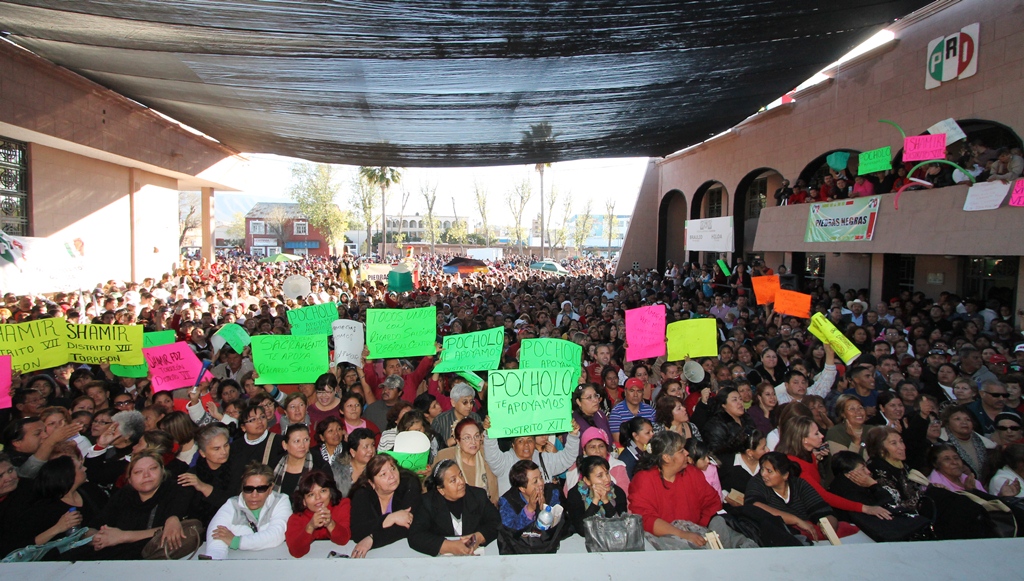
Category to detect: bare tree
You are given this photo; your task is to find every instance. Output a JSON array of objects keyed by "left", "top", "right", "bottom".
[
  {"left": 572, "top": 199, "right": 595, "bottom": 254},
  {"left": 421, "top": 181, "right": 440, "bottom": 254},
  {"left": 266, "top": 206, "right": 290, "bottom": 248},
  {"left": 505, "top": 179, "right": 532, "bottom": 254},
  {"left": 553, "top": 196, "right": 572, "bottom": 250},
  {"left": 288, "top": 163, "right": 350, "bottom": 252},
  {"left": 473, "top": 181, "right": 491, "bottom": 247},
  {"left": 545, "top": 186, "right": 559, "bottom": 249},
  {"left": 396, "top": 186, "right": 412, "bottom": 242},
  {"left": 225, "top": 212, "right": 246, "bottom": 245},
  {"left": 605, "top": 199, "right": 618, "bottom": 257},
  {"left": 178, "top": 192, "right": 200, "bottom": 248},
  {"left": 350, "top": 175, "right": 378, "bottom": 255}
]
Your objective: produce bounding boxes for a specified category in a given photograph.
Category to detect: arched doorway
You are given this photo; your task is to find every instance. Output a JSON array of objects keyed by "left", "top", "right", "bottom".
[
  {"left": 689, "top": 180, "right": 727, "bottom": 265},
  {"left": 798, "top": 148, "right": 861, "bottom": 187},
  {"left": 657, "top": 189, "right": 687, "bottom": 271},
  {"left": 733, "top": 168, "right": 784, "bottom": 261}
]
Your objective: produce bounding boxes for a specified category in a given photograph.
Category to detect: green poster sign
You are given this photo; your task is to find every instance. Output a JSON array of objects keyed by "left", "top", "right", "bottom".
[
  {"left": 519, "top": 338, "right": 581, "bottom": 371},
  {"left": 251, "top": 335, "right": 329, "bottom": 384},
  {"left": 286, "top": 302, "right": 339, "bottom": 335},
  {"left": 110, "top": 330, "right": 177, "bottom": 378},
  {"left": 487, "top": 367, "right": 576, "bottom": 438},
  {"left": 858, "top": 146, "right": 892, "bottom": 175},
  {"left": 365, "top": 306, "right": 437, "bottom": 359},
  {"left": 212, "top": 323, "right": 251, "bottom": 353},
  {"left": 456, "top": 370, "right": 485, "bottom": 391},
  {"left": 804, "top": 195, "right": 881, "bottom": 243},
  {"left": 433, "top": 326, "right": 503, "bottom": 373}
]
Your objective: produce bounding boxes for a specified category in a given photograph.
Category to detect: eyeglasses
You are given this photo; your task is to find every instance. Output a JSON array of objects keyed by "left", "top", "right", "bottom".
[
  {"left": 243, "top": 414, "right": 267, "bottom": 424},
  {"left": 242, "top": 484, "right": 272, "bottom": 494},
  {"left": 984, "top": 392, "right": 1010, "bottom": 398},
  {"left": 581, "top": 394, "right": 602, "bottom": 401},
  {"left": 995, "top": 425, "right": 1022, "bottom": 431},
  {"left": 460, "top": 434, "right": 484, "bottom": 443},
  {"left": 114, "top": 400, "right": 133, "bottom": 407}
]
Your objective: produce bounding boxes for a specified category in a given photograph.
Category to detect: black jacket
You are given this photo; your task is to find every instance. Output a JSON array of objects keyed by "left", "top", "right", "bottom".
[
  {"left": 408, "top": 486, "right": 500, "bottom": 556},
  {"left": 349, "top": 473, "right": 421, "bottom": 547}
]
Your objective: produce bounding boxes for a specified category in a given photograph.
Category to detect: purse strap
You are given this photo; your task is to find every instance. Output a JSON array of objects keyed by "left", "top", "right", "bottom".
[{"left": 261, "top": 437, "right": 274, "bottom": 466}]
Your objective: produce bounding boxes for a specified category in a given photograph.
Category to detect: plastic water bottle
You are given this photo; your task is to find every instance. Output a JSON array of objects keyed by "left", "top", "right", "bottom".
[
  {"left": 536, "top": 505, "right": 554, "bottom": 531},
  {"left": 67, "top": 507, "right": 83, "bottom": 536}
]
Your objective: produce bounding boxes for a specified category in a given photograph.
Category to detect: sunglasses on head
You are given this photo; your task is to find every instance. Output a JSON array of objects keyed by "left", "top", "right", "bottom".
[{"left": 242, "top": 484, "right": 272, "bottom": 494}]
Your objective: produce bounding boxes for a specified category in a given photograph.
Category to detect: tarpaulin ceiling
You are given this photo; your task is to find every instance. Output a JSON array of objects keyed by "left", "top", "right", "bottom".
[{"left": 0, "top": 1, "right": 931, "bottom": 167}]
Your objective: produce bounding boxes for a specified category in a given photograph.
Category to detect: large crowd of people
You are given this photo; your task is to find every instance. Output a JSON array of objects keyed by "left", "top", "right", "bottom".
[{"left": 1, "top": 250, "right": 1023, "bottom": 560}]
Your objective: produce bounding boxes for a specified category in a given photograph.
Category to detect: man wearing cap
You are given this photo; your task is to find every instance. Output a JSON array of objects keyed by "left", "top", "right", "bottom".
[
  {"left": 608, "top": 378, "right": 655, "bottom": 446},
  {"left": 361, "top": 347, "right": 436, "bottom": 405},
  {"left": 845, "top": 299, "right": 867, "bottom": 326}
]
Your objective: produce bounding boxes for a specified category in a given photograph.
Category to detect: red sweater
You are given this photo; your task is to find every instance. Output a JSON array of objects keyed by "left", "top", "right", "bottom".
[
  {"left": 787, "top": 455, "right": 864, "bottom": 513},
  {"left": 628, "top": 466, "right": 721, "bottom": 533},
  {"left": 363, "top": 355, "right": 434, "bottom": 404},
  {"left": 285, "top": 499, "right": 353, "bottom": 557}
]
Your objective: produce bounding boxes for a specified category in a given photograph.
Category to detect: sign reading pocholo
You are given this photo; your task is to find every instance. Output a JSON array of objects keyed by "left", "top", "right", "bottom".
[
  {"left": 433, "top": 326, "right": 504, "bottom": 373},
  {"left": 287, "top": 302, "right": 339, "bottom": 335},
  {"left": 487, "top": 367, "right": 576, "bottom": 438}
]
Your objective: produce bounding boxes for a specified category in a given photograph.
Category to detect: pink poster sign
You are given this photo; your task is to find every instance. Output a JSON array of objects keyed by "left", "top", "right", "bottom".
[
  {"left": 903, "top": 134, "right": 947, "bottom": 162},
  {"left": 1009, "top": 179, "right": 1024, "bottom": 207},
  {"left": 144, "top": 342, "right": 214, "bottom": 393},
  {"left": 625, "top": 305, "right": 666, "bottom": 362},
  {"left": 0, "top": 355, "right": 11, "bottom": 409}
]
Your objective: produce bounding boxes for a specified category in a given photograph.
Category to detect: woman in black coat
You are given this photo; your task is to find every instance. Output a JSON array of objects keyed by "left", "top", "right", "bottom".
[
  {"left": 563, "top": 456, "right": 627, "bottom": 535},
  {"left": 408, "top": 459, "right": 500, "bottom": 556},
  {"left": 701, "top": 386, "right": 758, "bottom": 459},
  {"left": 348, "top": 454, "right": 422, "bottom": 558}
]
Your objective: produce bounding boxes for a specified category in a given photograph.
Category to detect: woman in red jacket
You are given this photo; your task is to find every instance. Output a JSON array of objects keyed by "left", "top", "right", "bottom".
[
  {"left": 776, "top": 416, "right": 892, "bottom": 520},
  {"left": 285, "top": 470, "right": 352, "bottom": 557}
]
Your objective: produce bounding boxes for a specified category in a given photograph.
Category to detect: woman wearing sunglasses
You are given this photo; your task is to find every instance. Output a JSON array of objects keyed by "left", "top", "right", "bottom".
[{"left": 205, "top": 462, "right": 292, "bottom": 559}]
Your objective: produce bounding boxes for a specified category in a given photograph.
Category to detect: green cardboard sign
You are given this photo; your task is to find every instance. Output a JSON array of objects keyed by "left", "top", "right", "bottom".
[
  {"left": 858, "top": 146, "right": 892, "bottom": 175},
  {"left": 251, "top": 335, "right": 329, "bottom": 384},
  {"left": 365, "top": 307, "right": 437, "bottom": 359},
  {"left": 716, "top": 259, "right": 731, "bottom": 277},
  {"left": 287, "top": 302, "right": 339, "bottom": 335},
  {"left": 383, "top": 450, "right": 429, "bottom": 472},
  {"left": 519, "top": 338, "right": 581, "bottom": 371},
  {"left": 213, "top": 323, "right": 251, "bottom": 353},
  {"left": 487, "top": 367, "right": 576, "bottom": 438},
  {"left": 433, "top": 326, "right": 503, "bottom": 373},
  {"left": 110, "top": 330, "right": 177, "bottom": 378},
  {"left": 456, "top": 370, "right": 485, "bottom": 391}
]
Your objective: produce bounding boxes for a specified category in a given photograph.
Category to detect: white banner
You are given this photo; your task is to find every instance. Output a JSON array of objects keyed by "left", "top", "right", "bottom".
[
  {"left": 358, "top": 263, "right": 392, "bottom": 281},
  {"left": 332, "top": 319, "right": 364, "bottom": 366},
  {"left": 684, "top": 216, "right": 735, "bottom": 252},
  {"left": 0, "top": 232, "right": 93, "bottom": 295}
]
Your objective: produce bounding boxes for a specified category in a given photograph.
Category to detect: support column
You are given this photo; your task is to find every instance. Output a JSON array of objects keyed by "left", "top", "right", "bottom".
[
  {"left": 869, "top": 253, "right": 885, "bottom": 306},
  {"left": 201, "top": 186, "right": 215, "bottom": 263},
  {"left": 129, "top": 169, "right": 139, "bottom": 282}
]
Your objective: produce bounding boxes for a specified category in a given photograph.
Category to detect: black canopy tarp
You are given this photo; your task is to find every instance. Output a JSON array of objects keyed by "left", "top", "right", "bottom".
[{"left": 0, "top": 0, "right": 930, "bottom": 166}]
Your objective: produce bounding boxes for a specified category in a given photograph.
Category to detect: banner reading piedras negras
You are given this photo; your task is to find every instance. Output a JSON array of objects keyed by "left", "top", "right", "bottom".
[{"left": 487, "top": 367, "right": 576, "bottom": 438}]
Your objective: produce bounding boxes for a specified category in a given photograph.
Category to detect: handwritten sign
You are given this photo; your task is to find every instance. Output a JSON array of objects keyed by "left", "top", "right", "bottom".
[
  {"left": 773, "top": 290, "right": 812, "bottom": 318},
  {"left": 366, "top": 307, "right": 436, "bottom": 359},
  {"left": 433, "top": 326, "right": 504, "bottom": 373},
  {"left": 0, "top": 319, "right": 68, "bottom": 373},
  {"left": 751, "top": 275, "right": 781, "bottom": 305},
  {"left": 519, "top": 338, "right": 582, "bottom": 372},
  {"left": 826, "top": 151, "right": 850, "bottom": 172},
  {"left": 858, "top": 147, "right": 891, "bottom": 175},
  {"left": 903, "top": 134, "right": 946, "bottom": 162},
  {"left": 963, "top": 181, "right": 1010, "bottom": 211},
  {"left": 287, "top": 302, "right": 339, "bottom": 335},
  {"left": 625, "top": 305, "right": 666, "bottom": 361},
  {"left": 65, "top": 324, "right": 143, "bottom": 366},
  {"left": 927, "top": 118, "right": 966, "bottom": 145},
  {"left": 807, "top": 313, "right": 862, "bottom": 365},
  {"left": 251, "top": 335, "right": 329, "bottom": 385},
  {"left": 111, "top": 330, "right": 177, "bottom": 379},
  {"left": 331, "top": 319, "right": 364, "bottom": 366},
  {"left": 666, "top": 319, "right": 718, "bottom": 360},
  {"left": 0, "top": 355, "right": 11, "bottom": 409},
  {"left": 211, "top": 324, "right": 251, "bottom": 353},
  {"left": 1010, "top": 180, "right": 1024, "bottom": 207},
  {"left": 144, "top": 342, "right": 215, "bottom": 393},
  {"left": 488, "top": 367, "right": 576, "bottom": 437}
]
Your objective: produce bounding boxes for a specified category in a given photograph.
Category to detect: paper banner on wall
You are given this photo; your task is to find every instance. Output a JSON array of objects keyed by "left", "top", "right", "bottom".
[
  {"left": 666, "top": 318, "right": 718, "bottom": 361},
  {"left": 773, "top": 290, "right": 812, "bottom": 318},
  {"left": 0, "top": 319, "right": 69, "bottom": 373},
  {"left": 826, "top": 151, "right": 850, "bottom": 171},
  {"left": 359, "top": 263, "right": 393, "bottom": 282},
  {"left": 210, "top": 323, "right": 251, "bottom": 353},
  {"left": 287, "top": 302, "right": 339, "bottom": 335},
  {"left": 684, "top": 216, "right": 735, "bottom": 252},
  {"left": 331, "top": 319, "right": 364, "bottom": 366},
  {"left": 66, "top": 324, "right": 144, "bottom": 366},
  {"left": 625, "top": 305, "right": 666, "bottom": 361},
  {"left": 365, "top": 306, "right": 436, "bottom": 359},
  {"left": 0, "top": 233, "right": 93, "bottom": 296},
  {"left": 903, "top": 134, "right": 947, "bottom": 162},
  {"left": 0, "top": 355, "right": 11, "bottom": 409},
  {"left": 144, "top": 341, "right": 215, "bottom": 393},
  {"left": 858, "top": 147, "right": 892, "bottom": 175},
  {"left": 963, "top": 181, "right": 1010, "bottom": 211},
  {"left": 807, "top": 313, "right": 862, "bottom": 365},
  {"left": 751, "top": 275, "right": 781, "bottom": 305},
  {"left": 110, "top": 330, "right": 177, "bottom": 378},
  {"left": 927, "top": 118, "right": 967, "bottom": 145},
  {"left": 251, "top": 335, "right": 329, "bottom": 385},
  {"left": 433, "top": 326, "right": 503, "bottom": 373},
  {"left": 487, "top": 367, "right": 576, "bottom": 438},
  {"left": 519, "top": 338, "right": 582, "bottom": 372},
  {"left": 1010, "top": 180, "right": 1024, "bottom": 207}
]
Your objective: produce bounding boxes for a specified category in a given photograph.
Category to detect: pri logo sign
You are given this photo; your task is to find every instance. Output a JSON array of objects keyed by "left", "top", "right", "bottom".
[{"left": 926, "top": 23, "right": 979, "bottom": 90}]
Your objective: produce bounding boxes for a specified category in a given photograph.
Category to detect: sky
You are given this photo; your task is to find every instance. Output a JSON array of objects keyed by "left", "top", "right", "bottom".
[{"left": 214, "top": 155, "right": 650, "bottom": 227}]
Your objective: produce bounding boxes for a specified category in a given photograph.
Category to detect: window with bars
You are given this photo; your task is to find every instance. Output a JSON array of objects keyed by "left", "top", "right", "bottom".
[
  {"left": 293, "top": 221, "right": 308, "bottom": 236},
  {"left": 249, "top": 220, "right": 265, "bottom": 235},
  {"left": 706, "top": 187, "right": 723, "bottom": 218},
  {"left": 0, "top": 137, "right": 29, "bottom": 236},
  {"left": 746, "top": 177, "right": 767, "bottom": 219},
  {"left": 897, "top": 254, "right": 916, "bottom": 290}
]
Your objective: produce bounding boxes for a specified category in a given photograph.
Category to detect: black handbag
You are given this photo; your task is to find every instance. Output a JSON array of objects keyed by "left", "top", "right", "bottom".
[
  {"left": 497, "top": 519, "right": 565, "bottom": 555},
  {"left": 580, "top": 513, "right": 645, "bottom": 553}
]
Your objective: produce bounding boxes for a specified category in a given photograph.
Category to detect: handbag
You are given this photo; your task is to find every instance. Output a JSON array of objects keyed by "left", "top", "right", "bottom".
[
  {"left": 580, "top": 513, "right": 644, "bottom": 552},
  {"left": 496, "top": 519, "right": 565, "bottom": 555},
  {"left": 141, "top": 518, "right": 205, "bottom": 560}
]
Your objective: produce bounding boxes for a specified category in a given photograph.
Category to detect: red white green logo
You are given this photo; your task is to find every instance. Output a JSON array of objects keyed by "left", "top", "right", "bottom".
[{"left": 926, "top": 23, "right": 979, "bottom": 90}]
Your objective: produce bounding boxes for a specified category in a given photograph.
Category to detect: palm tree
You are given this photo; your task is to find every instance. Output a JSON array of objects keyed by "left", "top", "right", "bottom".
[
  {"left": 358, "top": 166, "right": 402, "bottom": 255},
  {"left": 521, "top": 122, "right": 557, "bottom": 258}
]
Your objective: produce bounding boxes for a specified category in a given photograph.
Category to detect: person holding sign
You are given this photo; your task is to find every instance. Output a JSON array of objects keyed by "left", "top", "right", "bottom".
[
  {"left": 361, "top": 346, "right": 437, "bottom": 405},
  {"left": 483, "top": 418, "right": 580, "bottom": 496},
  {"left": 430, "top": 382, "right": 482, "bottom": 449}
]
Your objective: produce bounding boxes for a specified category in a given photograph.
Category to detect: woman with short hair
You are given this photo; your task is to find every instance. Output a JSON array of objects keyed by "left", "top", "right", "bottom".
[
  {"left": 348, "top": 454, "right": 421, "bottom": 557},
  {"left": 431, "top": 418, "right": 498, "bottom": 505},
  {"left": 409, "top": 459, "right": 500, "bottom": 556},
  {"left": 179, "top": 424, "right": 233, "bottom": 526},
  {"left": 744, "top": 452, "right": 835, "bottom": 542},
  {"left": 205, "top": 462, "right": 292, "bottom": 559},
  {"left": 284, "top": 470, "right": 352, "bottom": 557},
  {"left": 331, "top": 427, "right": 376, "bottom": 498},
  {"left": 498, "top": 459, "right": 559, "bottom": 530},
  {"left": 563, "top": 455, "right": 628, "bottom": 534}
]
